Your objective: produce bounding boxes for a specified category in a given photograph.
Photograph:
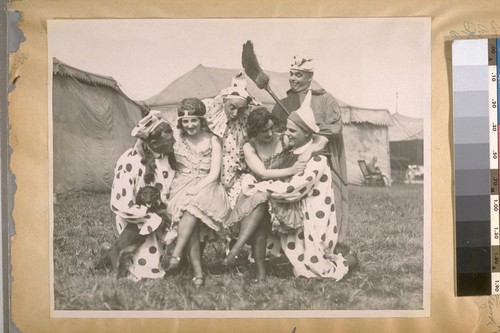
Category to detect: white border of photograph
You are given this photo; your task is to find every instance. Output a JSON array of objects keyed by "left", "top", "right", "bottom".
[{"left": 48, "top": 18, "right": 431, "bottom": 318}]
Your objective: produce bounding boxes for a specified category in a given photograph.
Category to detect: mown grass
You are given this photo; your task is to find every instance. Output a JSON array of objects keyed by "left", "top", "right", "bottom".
[{"left": 53, "top": 184, "right": 424, "bottom": 311}]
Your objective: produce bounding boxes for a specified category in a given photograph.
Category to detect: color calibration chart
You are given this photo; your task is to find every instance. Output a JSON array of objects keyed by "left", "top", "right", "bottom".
[{"left": 453, "top": 39, "right": 500, "bottom": 296}]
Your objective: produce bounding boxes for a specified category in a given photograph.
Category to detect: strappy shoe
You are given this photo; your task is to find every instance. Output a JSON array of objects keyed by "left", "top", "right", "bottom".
[
  {"left": 192, "top": 276, "right": 205, "bottom": 288},
  {"left": 165, "top": 256, "right": 182, "bottom": 272},
  {"left": 222, "top": 253, "right": 238, "bottom": 267}
]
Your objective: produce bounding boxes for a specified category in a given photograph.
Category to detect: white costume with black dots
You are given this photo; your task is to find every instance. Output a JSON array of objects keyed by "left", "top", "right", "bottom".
[
  {"left": 110, "top": 145, "right": 174, "bottom": 281},
  {"left": 203, "top": 96, "right": 248, "bottom": 208},
  {"left": 251, "top": 154, "right": 349, "bottom": 280}
]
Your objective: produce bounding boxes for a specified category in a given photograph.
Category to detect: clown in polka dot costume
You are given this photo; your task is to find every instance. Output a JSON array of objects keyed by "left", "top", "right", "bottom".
[
  {"left": 250, "top": 90, "right": 349, "bottom": 280},
  {"left": 250, "top": 153, "right": 348, "bottom": 280},
  {"left": 109, "top": 112, "right": 175, "bottom": 281},
  {"left": 203, "top": 71, "right": 260, "bottom": 209}
]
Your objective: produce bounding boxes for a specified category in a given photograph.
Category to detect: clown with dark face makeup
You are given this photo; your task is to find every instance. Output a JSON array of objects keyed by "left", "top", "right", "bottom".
[{"left": 104, "top": 111, "right": 176, "bottom": 281}]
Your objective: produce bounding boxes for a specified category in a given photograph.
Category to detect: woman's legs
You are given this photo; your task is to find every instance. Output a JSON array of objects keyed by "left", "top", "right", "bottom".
[
  {"left": 168, "top": 211, "right": 198, "bottom": 268},
  {"left": 186, "top": 222, "right": 204, "bottom": 286},
  {"left": 223, "top": 203, "right": 268, "bottom": 266},
  {"left": 251, "top": 216, "right": 268, "bottom": 281}
]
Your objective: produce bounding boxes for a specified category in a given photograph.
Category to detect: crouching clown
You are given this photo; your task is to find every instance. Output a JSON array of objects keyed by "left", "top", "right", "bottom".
[{"left": 97, "top": 111, "right": 176, "bottom": 281}]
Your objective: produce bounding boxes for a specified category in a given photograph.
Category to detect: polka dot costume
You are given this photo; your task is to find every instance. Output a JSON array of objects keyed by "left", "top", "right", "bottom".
[
  {"left": 252, "top": 154, "right": 349, "bottom": 280},
  {"left": 110, "top": 141, "right": 174, "bottom": 281},
  {"left": 203, "top": 96, "right": 248, "bottom": 208}
]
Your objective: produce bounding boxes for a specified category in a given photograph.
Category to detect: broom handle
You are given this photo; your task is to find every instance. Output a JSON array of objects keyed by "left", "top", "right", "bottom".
[
  {"left": 263, "top": 84, "right": 348, "bottom": 186},
  {"left": 264, "top": 85, "right": 290, "bottom": 116}
]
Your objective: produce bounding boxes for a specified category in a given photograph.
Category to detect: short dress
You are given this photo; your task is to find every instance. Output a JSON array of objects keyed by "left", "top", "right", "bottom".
[
  {"left": 167, "top": 134, "right": 231, "bottom": 238},
  {"left": 224, "top": 138, "right": 303, "bottom": 235}
]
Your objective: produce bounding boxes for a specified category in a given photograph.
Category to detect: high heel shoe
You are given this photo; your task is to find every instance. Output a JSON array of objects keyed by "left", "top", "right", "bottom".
[
  {"left": 222, "top": 252, "right": 238, "bottom": 267},
  {"left": 165, "top": 256, "right": 181, "bottom": 272}
]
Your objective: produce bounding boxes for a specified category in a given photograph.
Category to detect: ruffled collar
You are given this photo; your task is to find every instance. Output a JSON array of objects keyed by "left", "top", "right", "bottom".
[{"left": 293, "top": 139, "right": 313, "bottom": 155}]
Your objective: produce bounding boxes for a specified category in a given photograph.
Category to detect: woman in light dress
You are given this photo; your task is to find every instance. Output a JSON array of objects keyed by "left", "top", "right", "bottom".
[{"left": 166, "top": 98, "right": 230, "bottom": 287}]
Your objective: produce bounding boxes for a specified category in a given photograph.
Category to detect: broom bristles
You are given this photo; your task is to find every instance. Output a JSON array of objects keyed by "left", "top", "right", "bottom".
[
  {"left": 242, "top": 40, "right": 268, "bottom": 87},
  {"left": 254, "top": 71, "right": 270, "bottom": 89}
]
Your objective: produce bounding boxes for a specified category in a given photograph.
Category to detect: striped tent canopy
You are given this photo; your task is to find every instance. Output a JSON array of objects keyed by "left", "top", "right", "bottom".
[{"left": 52, "top": 58, "right": 145, "bottom": 193}]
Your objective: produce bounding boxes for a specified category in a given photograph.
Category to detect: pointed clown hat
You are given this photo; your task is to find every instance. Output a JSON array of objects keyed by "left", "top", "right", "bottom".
[
  {"left": 288, "top": 90, "right": 319, "bottom": 134},
  {"left": 218, "top": 70, "right": 260, "bottom": 105}
]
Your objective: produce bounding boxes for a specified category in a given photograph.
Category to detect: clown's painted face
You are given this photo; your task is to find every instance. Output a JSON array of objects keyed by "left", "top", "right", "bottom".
[
  {"left": 223, "top": 97, "right": 249, "bottom": 120},
  {"left": 147, "top": 129, "right": 175, "bottom": 154},
  {"left": 289, "top": 69, "right": 313, "bottom": 93},
  {"left": 285, "top": 119, "right": 309, "bottom": 149}
]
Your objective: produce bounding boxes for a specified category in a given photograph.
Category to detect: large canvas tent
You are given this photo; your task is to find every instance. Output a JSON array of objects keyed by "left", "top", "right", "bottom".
[
  {"left": 146, "top": 65, "right": 393, "bottom": 185},
  {"left": 388, "top": 112, "right": 424, "bottom": 169},
  {"left": 341, "top": 103, "right": 393, "bottom": 185},
  {"left": 52, "top": 58, "right": 145, "bottom": 193},
  {"left": 145, "top": 64, "right": 324, "bottom": 124}
]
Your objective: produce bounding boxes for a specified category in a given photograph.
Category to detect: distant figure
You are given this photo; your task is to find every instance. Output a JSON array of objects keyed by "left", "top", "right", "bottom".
[
  {"left": 366, "top": 156, "right": 391, "bottom": 187},
  {"left": 406, "top": 165, "right": 424, "bottom": 184}
]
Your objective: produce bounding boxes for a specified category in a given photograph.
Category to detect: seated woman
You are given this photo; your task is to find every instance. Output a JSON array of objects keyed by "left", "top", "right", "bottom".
[
  {"left": 165, "top": 98, "right": 231, "bottom": 287},
  {"left": 223, "top": 108, "right": 306, "bottom": 281},
  {"left": 102, "top": 111, "right": 176, "bottom": 281},
  {"left": 228, "top": 91, "right": 355, "bottom": 280}
]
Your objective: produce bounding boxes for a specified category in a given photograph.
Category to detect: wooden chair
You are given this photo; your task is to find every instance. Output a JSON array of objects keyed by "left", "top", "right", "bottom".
[{"left": 358, "top": 160, "right": 387, "bottom": 186}]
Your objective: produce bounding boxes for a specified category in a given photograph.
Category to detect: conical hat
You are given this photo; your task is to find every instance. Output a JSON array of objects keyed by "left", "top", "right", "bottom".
[{"left": 288, "top": 90, "right": 319, "bottom": 134}]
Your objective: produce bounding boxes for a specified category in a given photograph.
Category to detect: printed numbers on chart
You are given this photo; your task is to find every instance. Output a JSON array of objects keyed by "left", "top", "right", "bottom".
[
  {"left": 495, "top": 282, "right": 499, "bottom": 293},
  {"left": 493, "top": 123, "right": 497, "bottom": 132},
  {"left": 449, "top": 20, "right": 500, "bottom": 39},
  {"left": 493, "top": 176, "right": 498, "bottom": 187},
  {"left": 492, "top": 74, "right": 497, "bottom": 83},
  {"left": 494, "top": 200, "right": 499, "bottom": 212},
  {"left": 493, "top": 100, "right": 497, "bottom": 109},
  {"left": 495, "top": 227, "right": 499, "bottom": 240},
  {"left": 493, "top": 151, "right": 498, "bottom": 160}
]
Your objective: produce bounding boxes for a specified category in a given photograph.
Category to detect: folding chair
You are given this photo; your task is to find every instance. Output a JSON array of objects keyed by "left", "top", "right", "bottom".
[{"left": 358, "top": 160, "right": 387, "bottom": 186}]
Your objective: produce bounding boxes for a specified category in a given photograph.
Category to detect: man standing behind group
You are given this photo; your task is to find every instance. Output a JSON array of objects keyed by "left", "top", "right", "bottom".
[{"left": 272, "top": 56, "right": 348, "bottom": 244}]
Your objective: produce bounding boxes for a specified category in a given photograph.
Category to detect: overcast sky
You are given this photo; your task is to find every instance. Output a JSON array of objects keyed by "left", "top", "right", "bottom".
[{"left": 48, "top": 18, "right": 430, "bottom": 118}]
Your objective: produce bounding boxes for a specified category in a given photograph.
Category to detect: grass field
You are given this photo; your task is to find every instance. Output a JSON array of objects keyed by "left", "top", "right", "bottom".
[{"left": 53, "top": 184, "right": 424, "bottom": 312}]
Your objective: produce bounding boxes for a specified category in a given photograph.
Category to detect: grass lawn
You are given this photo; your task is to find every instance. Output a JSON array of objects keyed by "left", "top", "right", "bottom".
[{"left": 53, "top": 184, "right": 424, "bottom": 312}]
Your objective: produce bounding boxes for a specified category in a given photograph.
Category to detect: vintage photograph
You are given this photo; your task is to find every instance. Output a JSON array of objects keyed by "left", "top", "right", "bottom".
[{"left": 48, "top": 18, "right": 430, "bottom": 317}]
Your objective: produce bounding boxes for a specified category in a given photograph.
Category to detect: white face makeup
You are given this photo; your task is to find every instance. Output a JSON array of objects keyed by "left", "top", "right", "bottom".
[
  {"left": 223, "top": 97, "right": 249, "bottom": 120},
  {"left": 285, "top": 119, "right": 309, "bottom": 148}
]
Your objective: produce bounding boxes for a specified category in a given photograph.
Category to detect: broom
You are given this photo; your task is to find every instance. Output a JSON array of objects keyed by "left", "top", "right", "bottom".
[
  {"left": 242, "top": 40, "right": 290, "bottom": 116},
  {"left": 242, "top": 40, "right": 348, "bottom": 187}
]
